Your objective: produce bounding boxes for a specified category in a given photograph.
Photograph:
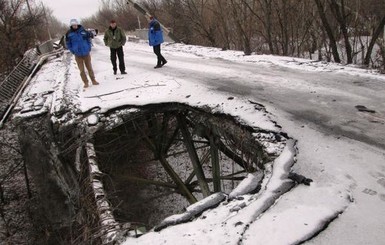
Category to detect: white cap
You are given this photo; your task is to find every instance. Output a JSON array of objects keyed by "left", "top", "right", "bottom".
[{"left": 70, "top": 19, "right": 79, "bottom": 26}]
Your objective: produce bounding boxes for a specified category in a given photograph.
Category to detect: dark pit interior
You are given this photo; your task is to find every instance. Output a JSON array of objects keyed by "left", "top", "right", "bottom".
[{"left": 93, "top": 104, "right": 278, "bottom": 230}]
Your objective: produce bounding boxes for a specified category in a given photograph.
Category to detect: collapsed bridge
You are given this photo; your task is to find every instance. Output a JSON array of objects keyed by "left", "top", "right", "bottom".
[
  {"left": 10, "top": 55, "right": 300, "bottom": 242},
  {"left": 17, "top": 95, "right": 294, "bottom": 243},
  {"left": 4, "top": 39, "right": 326, "bottom": 245}
]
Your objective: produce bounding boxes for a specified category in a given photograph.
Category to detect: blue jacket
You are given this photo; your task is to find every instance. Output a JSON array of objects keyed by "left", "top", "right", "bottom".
[
  {"left": 148, "top": 19, "right": 164, "bottom": 46},
  {"left": 66, "top": 25, "right": 92, "bottom": 56}
]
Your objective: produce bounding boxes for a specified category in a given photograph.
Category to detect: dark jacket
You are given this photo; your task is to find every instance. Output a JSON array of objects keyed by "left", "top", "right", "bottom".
[
  {"left": 104, "top": 26, "right": 126, "bottom": 49},
  {"left": 65, "top": 25, "right": 92, "bottom": 57},
  {"left": 148, "top": 19, "right": 164, "bottom": 46}
]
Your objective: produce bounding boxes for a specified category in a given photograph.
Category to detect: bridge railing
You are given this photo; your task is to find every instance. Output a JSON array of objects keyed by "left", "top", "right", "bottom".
[
  {"left": 0, "top": 49, "right": 39, "bottom": 102},
  {"left": 0, "top": 40, "right": 64, "bottom": 128}
]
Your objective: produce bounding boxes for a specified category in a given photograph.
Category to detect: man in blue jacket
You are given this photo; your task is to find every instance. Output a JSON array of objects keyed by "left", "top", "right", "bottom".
[
  {"left": 148, "top": 16, "right": 167, "bottom": 69},
  {"left": 66, "top": 19, "right": 99, "bottom": 88}
]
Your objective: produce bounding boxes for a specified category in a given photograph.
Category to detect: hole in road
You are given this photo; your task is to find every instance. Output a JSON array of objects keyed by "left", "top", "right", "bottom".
[{"left": 93, "top": 103, "right": 286, "bottom": 232}]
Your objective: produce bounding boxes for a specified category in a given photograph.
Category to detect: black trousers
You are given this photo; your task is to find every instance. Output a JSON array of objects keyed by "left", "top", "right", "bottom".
[
  {"left": 153, "top": 44, "right": 167, "bottom": 66},
  {"left": 110, "top": 46, "right": 125, "bottom": 72}
]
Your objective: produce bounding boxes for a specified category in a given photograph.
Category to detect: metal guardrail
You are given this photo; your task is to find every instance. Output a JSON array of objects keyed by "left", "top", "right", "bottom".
[
  {"left": 0, "top": 40, "right": 63, "bottom": 128},
  {"left": 0, "top": 49, "right": 39, "bottom": 102}
]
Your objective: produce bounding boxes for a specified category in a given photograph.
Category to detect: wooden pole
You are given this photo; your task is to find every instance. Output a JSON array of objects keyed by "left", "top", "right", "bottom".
[
  {"left": 133, "top": 120, "right": 197, "bottom": 204},
  {"left": 184, "top": 170, "right": 196, "bottom": 185},
  {"left": 185, "top": 117, "right": 255, "bottom": 171},
  {"left": 159, "top": 113, "right": 171, "bottom": 155},
  {"left": 191, "top": 176, "right": 245, "bottom": 184},
  {"left": 159, "top": 155, "right": 197, "bottom": 204},
  {"left": 209, "top": 135, "right": 221, "bottom": 192},
  {"left": 163, "top": 126, "right": 180, "bottom": 154},
  {"left": 132, "top": 121, "right": 156, "bottom": 152},
  {"left": 217, "top": 139, "right": 252, "bottom": 171},
  {"left": 177, "top": 114, "right": 211, "bottom": 197},
  {"left": 222, "top": 170, "right": 246, "bottom": 178}
]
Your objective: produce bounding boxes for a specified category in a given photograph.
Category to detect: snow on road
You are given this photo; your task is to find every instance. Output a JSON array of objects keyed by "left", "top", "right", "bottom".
[{"left": 17, "top": 35, "right": 385, "bottom": 244}]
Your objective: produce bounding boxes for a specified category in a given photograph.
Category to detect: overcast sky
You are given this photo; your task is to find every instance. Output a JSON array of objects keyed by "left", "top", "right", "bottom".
[{"left": 40, "top": 0, "right": 102, "bottom": 24}]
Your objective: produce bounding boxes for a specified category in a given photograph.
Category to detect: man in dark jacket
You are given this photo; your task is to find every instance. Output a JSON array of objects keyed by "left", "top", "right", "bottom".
[
  {"left": 104, "top": 20, "right": 127, "bottom": 75},
  {"left": 66, "top": 19, "right": 99, "bottom": 88},
  {"left": 148, "top": 16, "right": 167, "bottom": 69}
]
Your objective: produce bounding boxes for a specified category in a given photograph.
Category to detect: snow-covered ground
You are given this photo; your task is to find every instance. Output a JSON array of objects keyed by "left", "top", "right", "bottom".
[{"left": 15, "top": 36, "right": 385, "bottom": 244}]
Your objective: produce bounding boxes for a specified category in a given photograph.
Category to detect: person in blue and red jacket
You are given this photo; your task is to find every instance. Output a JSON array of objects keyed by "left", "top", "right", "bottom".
[
  {"left": 148, "top": 16, "right": 167, "bottom": 69},
  {"left": 66, "top": 19, "right": 99, "bottom": 88}
]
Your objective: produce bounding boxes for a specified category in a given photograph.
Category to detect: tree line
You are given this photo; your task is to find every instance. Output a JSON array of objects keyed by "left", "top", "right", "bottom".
[
  {"left": 84, "top": 0, "right": 385, "bottom": 69},
  {"left": 138, "top": 0, "right": 385, "bottom": 67},
  {"left": 0, "top": 0, "right": 66, "bottom": 77},
  {"left": 2, "top": 0, "right": 385, "bottom": 78}
]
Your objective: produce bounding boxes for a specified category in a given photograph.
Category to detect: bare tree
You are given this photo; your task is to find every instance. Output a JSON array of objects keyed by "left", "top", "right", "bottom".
[
  {"left": 360, "top": 0, "right": 385, "bottom": 66},
  {"left": 185, "top": 0, "right": 220, "bottom": 47},
  {"left": 0, "top": 0, "right": 44, "bottom": 74},
  {"left": 41, "top": 6, "right": 67, "bottom": 39},
  {"left": 82, "top": 0, "right": 141, "bottom": 34},
  {"left": 314, "top": 0, "right": 341, "bottom": 63},
  {"left": 211, "top": 0, "right": 232, "bottom": 50},
  {"left": 328, "top": 0, "right": 353, "bottom": 64},
  {"left": 229, "top": 0, "right": 255, "bottom": 55}
]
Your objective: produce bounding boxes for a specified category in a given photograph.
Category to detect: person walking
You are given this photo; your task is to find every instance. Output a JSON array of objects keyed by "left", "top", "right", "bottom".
[
  {"left": 104, "top": 20, "right": 127, "bottom": 75},
  {"left": 66, "top": 19, "right": 99, "bottom": 88},
  {"left": 148, "top": 16, "right": 167, "bottom": 69}
]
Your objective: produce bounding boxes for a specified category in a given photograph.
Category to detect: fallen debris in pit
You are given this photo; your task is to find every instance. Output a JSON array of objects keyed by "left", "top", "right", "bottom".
[
  {"left": 154, "top": 192, "right": 227, "bottom": 231},
  {"left": 228, "top": 172, "right": 264, "bottom": 200}
]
